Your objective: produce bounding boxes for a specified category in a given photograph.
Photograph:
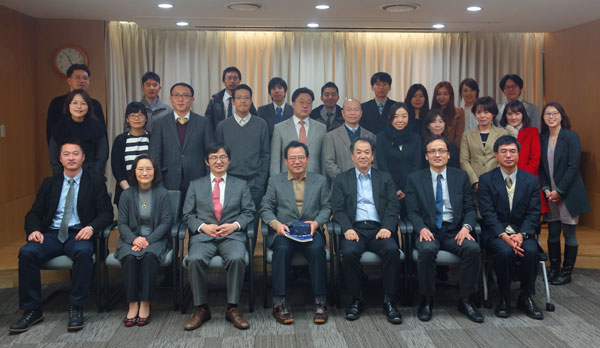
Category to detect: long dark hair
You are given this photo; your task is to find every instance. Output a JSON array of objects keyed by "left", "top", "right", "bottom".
[
  {"left": 431, "top": 81, "right": 457, "bottom": 122},
  {"left": 128, "top": 154, "right": 162, "bottom": 188},
  {"left": 540, "top": 102, "right": 571, "bottom": 135},
  {"left": 62, "top": 89, "right": 97, "bottom": 121},
  {"left": 404, "top": 84, "right": 430, "bottom": 121},
  {"left": 499, "top": 100, "right": 531, "bottom": 128}
]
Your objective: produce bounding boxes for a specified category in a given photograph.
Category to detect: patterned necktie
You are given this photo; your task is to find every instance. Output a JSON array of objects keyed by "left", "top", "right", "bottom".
[
  {"left": 213, "top": 177, "right": 223, "bottom": 221},
  {"left": 326, "top": 112, "right": 334, "bottom": 128},
  {"left": 435, "top": 174, "right": 443, "bottom": 230},
  {"left": 177, "top": 117, "right": 187, "bottom": 124},
  {"left": 276, "top": 106, "right": 283, "bottom": 123},
  {"left": 227, "top": 97, "right": 233, "bottom": 118},
  {"left": 299, "top": 120, "right": 307, "bottom": 143},
  {"left": 58, "top": 178, "right": 75, "bottom": 243},
  {"left": 505, "top": 176, "right": 513, "bottom": 189},
  {"left": 377, "top": 102, "right": 384, "bottom": 116}
]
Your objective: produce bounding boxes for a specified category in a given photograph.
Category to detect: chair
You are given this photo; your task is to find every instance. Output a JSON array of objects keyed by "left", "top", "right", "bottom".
[
  {"left": 261, "top": 222, "right": 335, "bottom": 308},
  {"left": 101, "top": 190, "right": 181, "bottom": 312},
  {"left": 178, "top": 220, "right": 255, "bottom": 313}
]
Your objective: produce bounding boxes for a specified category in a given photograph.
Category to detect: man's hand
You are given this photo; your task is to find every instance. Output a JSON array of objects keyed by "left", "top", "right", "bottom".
[
  {"left": 473, "top": 183, "right": 479, "bottom": 193},
  {"left": 216, "top": 223, "right": 238, "bottom": 237},
  {"left": 510, "top": 233, "right": 525, "bottom": 257},
  {"left": 455, "top": 227, "right": 475, "bottom": 246},
  {"left": 28, "top": 231, "right": 44, "bottom": 244},
  {"left": 133, "top": 236, "right": 149, "bottom": 250},
  {"left": 419, "top": 228, "right": 434, "bottom": 242},
  {"left": 344, "top": 229, "right": 359, "bottom": 242},
  {"left": 75, "top": 226, "right": 94, "bottom": 240},
  {"left": 201, "top": 224, "right": 220, "bottom": 237},
  {"left": 276, "top": 222, "right": 290, "bottom": 237},
  {"left": 376, "top": 228, "right": 392, "bottom": 240},
  {"left": 304, "top": 221, "right": 319, "bottom": 236},
  {"left": 396, "top": 189, "right": 405, "bottom": 200}
]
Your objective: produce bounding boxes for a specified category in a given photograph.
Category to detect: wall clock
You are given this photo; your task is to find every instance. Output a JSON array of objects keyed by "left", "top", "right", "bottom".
[{"left": 53, "top": 45, "right": 88, "bottom": 77}]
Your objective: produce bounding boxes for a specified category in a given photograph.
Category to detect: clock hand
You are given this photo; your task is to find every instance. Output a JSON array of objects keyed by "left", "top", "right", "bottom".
[{"left": 66, "top": 54, "right": 73, "bottom": 65}]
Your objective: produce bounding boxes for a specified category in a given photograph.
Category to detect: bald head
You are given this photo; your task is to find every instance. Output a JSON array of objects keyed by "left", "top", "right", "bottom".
[{"left": 342, "top": 98, "right": 362, "bottom": 127}]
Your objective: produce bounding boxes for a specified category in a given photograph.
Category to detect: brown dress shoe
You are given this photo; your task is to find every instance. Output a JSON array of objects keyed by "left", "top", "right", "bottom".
[
  {"left": 273, "top": 303, "right": 294, "bottom": 324},
  {"left": 314, "top": 302, "right": 328, "bottom": 324},
  {"left": 225, "top": 307, "right": 249, "bottom": 330},
  {"left": 184, "top": 306, "right": 211, "bottom": 331}
]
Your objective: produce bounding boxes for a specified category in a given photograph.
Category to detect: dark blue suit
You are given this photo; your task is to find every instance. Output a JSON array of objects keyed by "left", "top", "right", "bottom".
[{"left": 359, "top": 98, "right": 397, "bottom": 135}]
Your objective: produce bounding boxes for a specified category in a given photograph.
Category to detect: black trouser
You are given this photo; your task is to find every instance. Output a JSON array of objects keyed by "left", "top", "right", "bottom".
[
  {"left": 487, "top": 237, "right": 538, "bottom": 299},
  {"left": 121, "top": 253, "right": 159, "bottom": 303}
]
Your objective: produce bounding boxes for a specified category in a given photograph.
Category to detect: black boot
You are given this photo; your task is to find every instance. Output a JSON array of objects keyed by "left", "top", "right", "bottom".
[
  {"left": 547, "top": 242, "right": 561, "bottom": 282},
  {"left": 552, "top": 245, "right": 577, "bottom": 285}
]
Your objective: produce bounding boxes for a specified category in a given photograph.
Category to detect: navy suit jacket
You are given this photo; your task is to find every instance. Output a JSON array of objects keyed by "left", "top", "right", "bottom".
[
  {"left": 359, "top": 98, "right": 397, "bottom": 135},
  {"left": 257, "top": 102, "right": 293, "bottom": 140}
]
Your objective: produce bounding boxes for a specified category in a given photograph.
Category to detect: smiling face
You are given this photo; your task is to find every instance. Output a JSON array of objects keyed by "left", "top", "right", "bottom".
[
  {"left": 351, "top": 140, "right": 374, "bottom": 173},
  {"left": 142, "top": 78, "right": 161, "bottom": 101},
  {"left": 292, "top": 93, "right": 313, "bottom": 119},
  {"left": 59, "top": 143, "right": 85, "bottom": 175},
  {"left": 135, "top": 158, "right": 155, "bottom": 188},
  {"left": 270, "top": 84, "right": 286, "bottom": 104},
  {"left": 427, "top": 115, "right": 446, "bottom": 136},
  {"left": 506, "top": 109, "right": 523, "bottom": 128},
  {"left": 495, "top": 143, "right": 520, "bottom": 172},
  {"left": 502, "top": 79, "right": 522, "bottom": 101},
  {"left": 411, "top": 90, "right": 426, "bottom": 109},
  {"left": 169, "top": 85, "right": 194, "bottom": 115},
  {"left": 205, "top": 148, "right": 230, "bottom": 177},
  {"left": 321, "top": 87, "right": 339, "bottom": 109},
  {"left": 342, "top": 99, "right": 362, "bottom": 127},
  {"left": 126, "top": 111, "right": 147, "bottom": 131},
  {"left": 475, "top": 106, "right": 494, "bottom": 128},
  {"left": 69, "top": 93, "right": 88, "bottom": 121},
  {"left": 425, "top": 139, "right": 450, "bottom": 171},
  {"left": 543, "top": 106, "right": 562, "bottom": 130},
  {"left": 435, "top": 87, "right": 450, "bottom": 107},
  {"left": 391, "top": 107, "right": 409, "bottom": 130},
  {"left": 461, "top": 85, "right": 477, "bottom": 105},
  {"left": 285, "top": 146, "right": 309, "bottom": 177}
]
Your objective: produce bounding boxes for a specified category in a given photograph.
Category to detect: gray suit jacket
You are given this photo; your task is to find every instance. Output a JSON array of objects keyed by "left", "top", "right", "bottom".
[
  {"left": 260, "top": 172, "right": 331, "bottom": 247},
  {"left": 182, "top": 175, "right": 255, "bottom": 244},
  {"left": 270, "top": 117, "right": 326, "bottom": 176},
  {"left": 322, "top": 125, "right": 376, "bottom": 182}
]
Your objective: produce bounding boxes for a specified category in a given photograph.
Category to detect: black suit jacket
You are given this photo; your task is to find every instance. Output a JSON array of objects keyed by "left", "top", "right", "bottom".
[
  {"left": 405, "top": 167, "right": 476, "bottom": 234},
  {"left": 257, "top": 102, "right": 294, "bottom": 140},
  {"left": 332, "top": 167, "right": 400, "bottom": 234},
  {"left": 309, "top": 105, "right": 344, "bottom": 132},
  {"left": 478, "top": 168, "right": 541, "bottom": 245},
  {"left": 24, "top": 170, "right": 113, "bottom": 239},
  {"left": 359, "top": 98, "right": 397, "bottom": 135},
  {"left": 205, "top": 89, "right": 258, "bottom": 130},
  {"left": 46, "top": 94, "right": 105, "bottom": 145}
]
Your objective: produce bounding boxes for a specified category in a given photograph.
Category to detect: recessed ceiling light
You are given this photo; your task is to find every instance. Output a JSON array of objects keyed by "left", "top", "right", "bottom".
[
  {"left": 432, "top": 23, "right": 445, "bottom": 29},
  {"left": 315, "top": 4, "right": 330, "bottom": 10},
  {"left": 381, "top": 4, "right": 419, "bottom": 13},
  {"left": 467, "top": 6, "right": 482, "bottom": 12},
  {"left": 176, "top": 21, "right": 189, "bottom": 27},
  {"left": 226, "top": 3, "right": 262, "bottom": 11},
  {"left": 158, "top": 3, "right": 173, "bottom": 9},
  {"left": 307, "top": 22, "right": 320, "bottom": 28}
]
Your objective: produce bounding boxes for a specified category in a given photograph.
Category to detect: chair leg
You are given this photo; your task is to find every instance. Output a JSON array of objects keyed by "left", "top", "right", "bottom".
[
  {"left": 263, "top": 255, "right": 269, "bottom": 309},
  {"left": 540, "top": 261, "right": 555, "bottom": 311}
]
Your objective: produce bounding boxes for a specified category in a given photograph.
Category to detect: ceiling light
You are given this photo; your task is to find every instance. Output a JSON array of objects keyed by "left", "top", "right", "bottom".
[
  {"left": 158, "top": 3, "right": 173, "bottom": 9},
  {"left": 381, "top": 4, "right": 419, "bottom": 13},
  {"left": 226, "top": 3, "right": 262, "bottom": 11},
  {"left": 307, "top": 23, "right": 320, "bottom": 28},
  {"left": 467, "top": 6, "right": 482, "bottom": 12},
  {"left": 176, "top": 21, "right": 189, "bottom": 27},
  {"left": 315, "top": 4, "right": 330, "bottom": 10},
  {"left": 432, "top": 23, "right": 445, "bottom": 29}
]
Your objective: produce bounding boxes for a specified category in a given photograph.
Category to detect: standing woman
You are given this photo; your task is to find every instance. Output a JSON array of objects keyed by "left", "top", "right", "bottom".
[
  {"left": 404, "top": 84, "right": 430, "bottom": 135},
  {"left": 539, "top": 102, "right": 590, "bottom": 285},
  {"left": 111, "top": 102, "right": 151, "bottom": 206},
  {"left": 459, "top": 78, "right": 480, "bottom": 131},
  {"left": 421, "top": 109, "right": 459, "bottom": 168},
  {"left": 116, "top": 154, "right": 172, "bottom": 326},
  {"left": 431, "top": 81, "right": 465, "bottom": 147}
]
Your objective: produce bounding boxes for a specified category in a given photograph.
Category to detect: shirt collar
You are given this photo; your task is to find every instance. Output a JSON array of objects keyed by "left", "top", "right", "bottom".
[
  {"left": 355, "top": 168, "right": 372, "bottom": 180},
  {"left": 293, "top": 115, "right": 308, "bottom": 125},
  {"left": 345, "top": 124, "right": 359, "bottom": 132},
  {"left": 234, "top": 113, "right": 251, "bottom": 124},
  {"left": 174, "top": 111, "right": 190, "bottom": 122},
  {"left": 143, "top": 96, "right": 160, "bottom": 108},
  {"left": 210, "top": 173, "right": 227, "bottom": 183},
  {"left": 224, "top": 90, "right": 232, "bottom": 101},
  {"left": 64, "top": 169, "right": 83, "bottom": 184},
  {"left": 273, "top": 102, "right": 285, "bottom": 111},
  {"left": 376, "top": 98, "right": 388, "bottom": 106},
  {"left": 430, "top": 167, "right": 447, "bottom": 181},
  {"left": 500, "top": 168, "right": 518, "bottom": 182},
  {"left": 287, "top": 171, "right": 307, "bottom": 181}
]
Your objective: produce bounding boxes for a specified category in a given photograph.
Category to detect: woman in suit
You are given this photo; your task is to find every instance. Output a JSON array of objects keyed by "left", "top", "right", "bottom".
[
  {"left": 459, "top": 78, "right": 480, "bottom": 131},
  {"left": 431, "top": 81, "right": 465, "bottom": 146},
  {"left": 48, "top": 89, "right": 108, "bottom": 178},
  {"left": 376, "top": 102, "right": 422, "bottom": 214},
  {"left": 460, "top": 96, "right": 508, "bottom": 192},
  {"left": 539, "top": 102, "right": 590, "bottom": 285},
  {"left": 111, "top": 102, "right": 150, "bottom": 205},
  {"left": 421, "top": 109, "right": 459, "bottom": 168},
  {"left": 404, "top": 84, "right": 430, "bottom": 135},
  {"left": 116, "top": 154, "right": 172, "bottom": 326}
]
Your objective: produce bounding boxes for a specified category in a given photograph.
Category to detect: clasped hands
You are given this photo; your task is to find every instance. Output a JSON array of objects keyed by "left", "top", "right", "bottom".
[
  {"left": 201, "top": 223, "right": 239, "bottom": 238},
  {"left": 501, "top": 233, "right": 525, "bottom": 256},
  {"left": 544, "top": 189, "right": 561, "bottom": 203}
]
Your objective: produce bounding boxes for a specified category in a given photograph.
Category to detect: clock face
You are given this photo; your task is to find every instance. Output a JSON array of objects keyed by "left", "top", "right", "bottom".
[{"left": 53, "top": 46, "right": 88, "bottom": 77}]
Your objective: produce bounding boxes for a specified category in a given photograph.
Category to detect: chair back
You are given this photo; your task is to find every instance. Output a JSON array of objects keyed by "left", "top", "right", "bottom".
[{"left": 167, "top": 190, "right": 181, "bottom": 228}]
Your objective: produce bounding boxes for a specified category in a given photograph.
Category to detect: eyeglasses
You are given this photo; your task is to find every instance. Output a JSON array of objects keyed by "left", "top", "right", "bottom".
[
  {"left": 233, "top": 96, "right": 252, "bottom": 101},
  {"left": 136, "top": 167, "right": 154, "bottom": 173},
  {"left": 208, "top": 155, "right": 229, "bottom": 162},
  {"left": 71, "top": 75, "right": 89, "bottom": 81},
  {"left": 224, "top": 76, "right": 240, "bottom": 81},
  {"left": 294, "top": 100, "right": 313, "bottom": 106},
  {"left": 171, "top": 94, "right": 192, "bottom": 99},
  {"left": 426, "top": 149, "right": 449, "bottom": 155},
  {"left": 288, "top": 155, "right": 307, "bottom": 162},
  {"left": 544, "top": 111, "right": 560, "bottom": 117},
  {"left": 503, "top": 84, "right": 520, "bottom": 90},
  {"left": 127, "top": 114, "right": 146, "bottom": 120},
  {"left": 499, "top": 149, "right": 518, "bottom": 155}
]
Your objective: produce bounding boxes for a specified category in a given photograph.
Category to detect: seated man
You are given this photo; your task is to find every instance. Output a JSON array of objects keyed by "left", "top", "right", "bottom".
[
  {"left": 260, "top": 141, "right": 331, "bottom": 325},
  {"left": 331, "top": 137, "right": 403, "bottom": 324},
  {"left": 182, "top": 144, "right": 255, "bottom": 330},
  {"left": 10, "top": 138, "right": 113, "bottom": 333},
  {"left": 405, "top": 136, "right": 483, "bottom": 323},
  {"left": 478, "top": 135, "right": 543, "bottom": 320}
]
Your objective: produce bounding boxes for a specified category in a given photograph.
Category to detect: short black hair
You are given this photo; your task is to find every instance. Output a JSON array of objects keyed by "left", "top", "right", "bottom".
[
  {"left": 499, "top": 100, "right": 531, "bottom": 128},
  {"left": 60, "top": 137, "right": 85, "bottom": 154},
  {"left": 124, "top": 102, "right": 147, "bottom": 119},
  {"left": 67, "top": 64, "right": 90, "bottom": 78},
  {"left": 128, "top": 154, "right": 162, "bottom": 187},
  {"left": 233, "top": 84, "right": 252, "bottom": 98},
  {"left": 222, "top": 66, "right": 242, "bottom": 81},
  {"left": 387, "top": 102, "right": 409, "bottom": 125},
  {"left": 350, "top": 137, "right": 375, "bottom": 154},
  {"left": 321, "top": 82, "right": 339, "bottom": 95},
  {"left": 493, "top": 135, "right": 521, "bottom": 153},
  {"left": 170, "top": 82, "right": 194, "bottom": 97},
  {"left": 204, "top": 143, "right": 231, "bottom": 162},
  {"left": 268, "top": 77, "right": 288, "bottom": 93},
  {"left": 424, "top": 135, "right": 450, "bottom": 151},
  {"left": 141, "top": 71, "right": 161, "bottom": 84},
  {"left": 291, "top": 87, "right": 314, "bottom": 102},
  {"left": 284, "top": 141, "right": 309, "bottom": 159},
  {"left": 459, "top": 78, "right": 480, "bottom": 98},
  {"left": 499, "top": 74, "right": 524, "bottom": 90},
  {"left": 370, "top": 72, "right": 392, "bottom": 86},
  {"left": 471, "top": 96, "right": 499, "bottom": 117}
]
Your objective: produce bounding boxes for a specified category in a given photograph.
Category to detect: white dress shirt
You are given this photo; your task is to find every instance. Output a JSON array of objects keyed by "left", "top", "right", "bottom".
[{"left": 292, "top": 115, "right": 310, "bottom": 138}]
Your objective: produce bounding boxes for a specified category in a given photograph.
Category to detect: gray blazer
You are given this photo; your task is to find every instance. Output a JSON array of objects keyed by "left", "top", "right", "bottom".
[
  {"left": 182, "top": 175, "right": 255, "bottom": 244},
  {"left": 260, "top": 172, "right": 331, "bottom": 247},
  {"left": 115, "top": 185, "right": 172, "bottom": 262},
  {"left": 149, "top": 112, "right": 214, "bottom": 192},
  {"left": 270, "top": 117, "right": 326, "bottom": 176},
  {"left": 322, "top": 125, "right": 376, "bottom": 182}
]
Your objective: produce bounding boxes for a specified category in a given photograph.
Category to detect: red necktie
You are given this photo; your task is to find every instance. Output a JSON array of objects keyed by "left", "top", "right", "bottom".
[
  {"left": 299, "top": 120, "right": 307, "bottom": 144},
  {"left": 213, "top": 177, "right": 223, "bottom": 221}
]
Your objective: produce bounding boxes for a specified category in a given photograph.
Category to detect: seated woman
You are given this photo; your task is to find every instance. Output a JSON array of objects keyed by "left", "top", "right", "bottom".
[
  {"left": 421, "top": 109, "right": 460, "bottom": 168},
  {"left": 115, "top": 154, "right": 172, "bottom": 327},
  {"left": 404, "top": 84, "right": 430, "bottom": 135},
  {"left": 49, "top": 89, "right": 108, "bottom": 178},
  {"left": 431, "top": 81, "right": 465, "bottom": 147},
  {"left": 111, "top": 102, "right": 150, "bottom": 206}
]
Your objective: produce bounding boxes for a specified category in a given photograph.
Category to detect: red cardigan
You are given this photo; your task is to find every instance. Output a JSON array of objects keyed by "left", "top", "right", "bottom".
[{"left": 517, "top": 127, "right": 549, "bottom": 213}]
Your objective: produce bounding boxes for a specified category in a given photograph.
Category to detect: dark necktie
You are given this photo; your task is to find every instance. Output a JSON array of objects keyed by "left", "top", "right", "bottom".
[
  {"left": 213, "top": 177, "right": 223, "bottom": 221},
  {"left": 326, "top": 112, "right": 334, "bottom": 128},
  {"left": 58, "top": 178, "right": 75, "bottom": 243},
  {"left": 378, "top": 102, "right": 384, "bottom": 116},
  {"left": 276, "top": 106, "right": 283, "bottom": 123},
  {"left": 227, "top": 97, "right": 233, "bottom": 118},
  {"left": 435, "top": 174, "right": 443, "bottom": 230}
]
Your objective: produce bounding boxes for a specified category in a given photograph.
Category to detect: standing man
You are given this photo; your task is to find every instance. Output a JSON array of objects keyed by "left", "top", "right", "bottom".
[
  {"left": 478, "top": 135, "right": 543, "bottom": 320},
  {"left": 360, "top": 72, "right": 397, "bottom": 135},
  {"left": 150, "top": 82, "right": 213, "bottom": 195},
  {"left": 124, "top": 72, "right": 172, "bottom": 132},
  {"left": 322, "top": 98, "right": 376, "bottom": 183},
  {"left": 46, "top": 64, "right": 105, "bottom": 144},
  {"left": 270, "top": 87, "right": 326, "bottom": 176},
  {"left": 497, "top": 74, "right": 540, "bottom": 130},
  {"left": 260, "top": 141, "right": 331, "bottom": 325},
  {"left": 331, "top": 137, "right": 403, "bottom": 324},
  {"left": 205, "top": 66, "right": 258, "bottom": 130},
  {"left": 182, "top": 144, "right": 255, "bottom": 331},
  {"left": 9, "top": 138, "right": 113, "bottom": 333},
  {"left": 404, "top": 136, "right": 483, "bottom": 323},
  {"left": 257, "top": 77, "right": 294, "bottom": 140},
  {"left": 309, "top": 82, "right": 344, "bottom": 132}
]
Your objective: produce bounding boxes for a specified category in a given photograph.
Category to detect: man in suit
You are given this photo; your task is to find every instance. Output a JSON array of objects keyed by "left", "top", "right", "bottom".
[
  {"left": 309, "top": 82, "right": 344, "bottom": 132},
  {"left": 46, "top": 64, "right": 105, "bottom": 144},
  {"left": 205, "top": 66, "right": 258, "bottom": 130},
  {"left": 331, "top": 137, "right": 403, "bottom": 324},
  {"left": 257, "top": 77, "right": 294, "bottom": 140},
  {"left": 270, "top": 87, "right": 327, "bottom": 176},
  {"left": 182, "top": 144, "right": 255, "bottom": 330},
  {"left": 405, "top": 136, "right": 483, "bottom": 323},
  {"left": 260, "top": 141, "right": 331, "bottom": 325},
  {"left": 150, "top": 82, "right": 214, "bottom": 196},
  {"left": 478, "top": 135, "right": 543, "bottom": 320},
  {"left": 360, "top": 72, "right": 397, "bottom": 135},
  {"left": 496, "top": 74, "right": 540, "bottom": 130},
  {"left": 323, "top": 98, "right": 376, "bottom": 183},
  {"left": 124, "top": 71, "right": 172, "bottom": 132},
  {"left": 9, "top": 138, "right": 113, "bottom": 334}
]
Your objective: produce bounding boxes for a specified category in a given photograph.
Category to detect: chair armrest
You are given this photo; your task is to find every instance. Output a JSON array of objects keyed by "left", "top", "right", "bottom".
[
  {"left": 474, "top": 221, "right": 482, "bottom": 236},
  {"left": 101, "top": 221, "right": 118, "bottom": 239},
  {"left": 246, "top": 219, "right": 255, "bottom": 239},
  {"left": 261, "top": 220, "right": 269, "bottom": 237},
  {"left": 170, "top": 219, "right": 181, "bottom": 238},
  {"left": 329, "top": 221, "right": 342, "bottom": 235},
  {"left": 177, "top": 221, "right": 188, "bottom": 240}
]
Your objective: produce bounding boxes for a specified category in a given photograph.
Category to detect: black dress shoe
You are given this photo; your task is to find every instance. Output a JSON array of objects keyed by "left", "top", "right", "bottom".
[
  {"left": 67, "top": 306, "right": 84, "bottom": 331},
  {"left": 458, "top": 297, "right": 484, "bottom": 323},
  {"left": 345, "top": 299, "right": 365, "bottom": 321},
  {"left": 382, "top": 301, "right": 402, "bottom": 324},
  {"left": 8, "top": 310, "right": 43, "bottom": 334},
  {"left": 494, "top": 298, "right": 510, "bottom": 318},
  {"left": 517, "top": 295, "right": 543, "bottom": 320},
  {"left": 417, "top": 296, "right": 433, "bottom": 322}
]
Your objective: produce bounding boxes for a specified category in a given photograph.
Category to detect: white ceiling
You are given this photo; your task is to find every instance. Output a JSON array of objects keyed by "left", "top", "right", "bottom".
[{"left": 1, "top": 0, "right": 599, "bottom": 32}]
